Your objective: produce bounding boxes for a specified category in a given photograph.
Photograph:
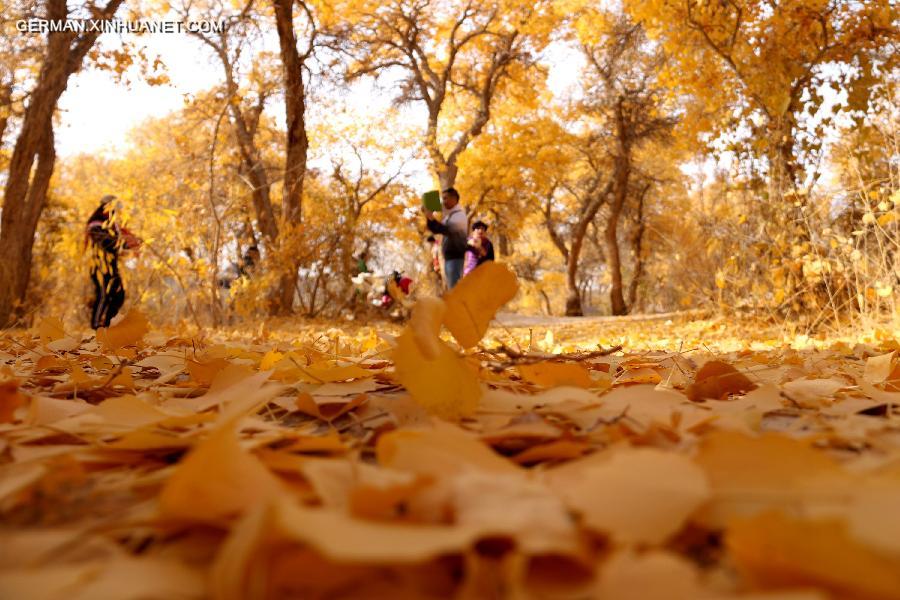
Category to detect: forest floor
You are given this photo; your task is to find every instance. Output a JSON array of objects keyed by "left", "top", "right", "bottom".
[
  {"left": 241, "top": 307, "right": 892, "bottom": 355},
  {"left": 2, "top": 276, "right": 900, "bottom": 599}
]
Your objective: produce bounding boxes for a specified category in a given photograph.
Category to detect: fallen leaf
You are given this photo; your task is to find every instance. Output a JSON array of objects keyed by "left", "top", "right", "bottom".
[
  {"left": 616, "top": 366, "right": 663, "bottom": 385},
  {"left": 36, "top": 316, "right": 67, "bottom": 342},
  {"left": 295, "top": 392, "right": 368, "bottom": 421},
  {"left": 511, "top": 439, "right": 592, "bottom": 465},
  {"left": 185, "top": 357, "right": 230, "bottom": 385},
  {"left": 96, "top": 310, "right": 150, "bottom": 351},
  {"left": 687, "top": 360, "right": 757, "bottom": 401},
  {"left": 442, "top": 262, "right": 518, "bottom": 348},
  {"left": 693, "top": 431, "right": 853, "bottom": 527},
  {"left": 0, "top": 557, "right": 206, "bottom": 600},
  {"left": 782, "top": 377, "right": 847, "bottom": 407},
  {"left": 0, "top": 379, "right": 27, "bottom": 423},
  {"left": 313, "top": 378, "right": 379, "bottom": 396},
  {"left": 518, "top": 361, "right": 594, "bottom": 388},
  {"left": 159, "top": 425, "right": 284, "bottom": 522},
  {"left": 863, "top": 351, "right": 897, "bottom": 385},
  {"left": 847, "top": 487, "right": 900, "bottom": 558},
  {"left": 392, "top": 325, "right": 481, "bottom": 420},
  {"left": 561, "top": 447, "right": 709, "bottom": 544},
  {"left": 595, "top": 549, "right": 701, "bottom": 600},
  {"left": 377, "top": 424, "right": 520, "bottom": 478},
  {"left": 27, "top": 395, "right": 91, "bottom": 425},
  {"left": 408, "top": 296, "right": 447, "bottom": 360},
  {"left": 727, "top": 512, "right": 900, "bottom": 600}
]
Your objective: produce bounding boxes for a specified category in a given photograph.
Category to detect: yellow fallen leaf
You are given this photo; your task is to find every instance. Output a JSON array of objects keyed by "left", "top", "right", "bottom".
[
  {"left": 511, "top": 438, "right": 592, "bottom": 465},
  {"left": 863, "top": 351, "right": 900, "bottom": 391},
  {"left": 163, "top": 369, "right": 279, "bottom": 418},
  {"left": 259, "top": 349, "right": 285, "bottom": 371},
  {"left": 96, "top": 309, "right": 150, "bottom": 351},
  {"left": 693, "top": 431, "right": 852, "bottom": 527},
  {"left": 296, "top": 362, "right": 372, "bottom": 384},
  {"left": 615, "top": 366, "right": 663, "bottom": 385},
  {"left": 186, "top": 357, "right": 230, "bottom": 385},
  {"left": 480, "top": 386, "right": 598, "bottom": 413},
  {"left": 92, "top": 394, "right": 176, "bottom": 427},
  {"left": 392, "top": 325, "right": 481, "bottom": 420},
  {"left": 561, "top": 448, "right": 709, "bottom": 544},
  {"left": 36, "top": 316, "right": 66, "bottom": 342},
  {"left": 27, "top": 395, "right": 91, "bottom": 425},
  {"left": 313, "top": 378, "right": 379, "bottom": 396},
  {"left": 69, "top": 363, "right": 94, "bottom": 386},
  {"left": 408, "top": 296, "right": 446, "bottom": 360},
  {"left": 727, "top": 512, "right": 900, "bottom": 600},
  {"left": 595, "top": 549, "right": 701, "bottom": 600},
  {"left": 105, "top": 429, "right": 193, "bottom": 450},
  {"left": 270, "top": 499, "right": 479, "bottom": 562},
  {"left": 211, "top": 499, "right": 479, "bottom": 600},
  {"left": 450, "top": 469, "right": 583, "bottom": 556},
  {"left": 0, "top": 379, "right": 27, "bottom": 423},
  {"left": 0, "top": 557, "right": 206, "bottom": 600},
  {"left": 863, "top": 351, "right": 896, "bottom": 384},
  {"left": 847, "top": 487, "right": 900, "bottom": 558},
  {"left": 480, "top": 419, "right": 563, "bottom": 448},
  {"left": 348, "top": 476, "right": 432, "bottom": 521},
  {"left": 46, "top": 337, "right": 80, "bottom": 352},
  {"left": 159, "top": 425, "right": 283, "bottom": 522},
  {"left": 263, "top": 432, "right": 347, "bottom": 456},
  {"left": 295, "top": 392, "right": 367, "bottom": 421},
  {"left": 781, "top": 378, "right": 847, "bottom": 407},
  {"left": 443, "top": 262, "right": 518, "bottom": 348},
  {"left": 518, "top": 361, "right": 593, "bottom": 388},
  {"left": 377, "top": 424, "right": 520, "bottom": 478},
  {"left": 589, "top": 384, "right": 696, "bottom": 431},
  {"left": 687, "top": 360, "right": 757, "bottom": 401}
]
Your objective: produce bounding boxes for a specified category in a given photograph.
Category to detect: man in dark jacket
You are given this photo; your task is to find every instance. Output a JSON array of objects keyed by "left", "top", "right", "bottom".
[
  {"left": 85, "top": 195, "right": 140, "bottom": 329},
  {"left": 425, "top": 187, "right": 468, "bottom": 289}
]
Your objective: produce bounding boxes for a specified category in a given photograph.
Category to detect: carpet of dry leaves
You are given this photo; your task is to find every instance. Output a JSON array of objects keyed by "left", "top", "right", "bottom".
[{"left": 2, "top": 263, "right": 900, "bottom": 600}]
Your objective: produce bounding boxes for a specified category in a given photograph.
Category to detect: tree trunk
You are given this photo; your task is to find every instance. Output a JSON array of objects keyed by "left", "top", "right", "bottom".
[
  {"left": 605, "top": 174, "right": 628, "bottom": 316},
  {"left": 231, "top": 105, "right": 277, "bottom": 242},
  {"left": 552, "top": 182, "right": 611, "bottom": 317},
  {"left": 437, "top": 163, "right": 458, "bottom": 190},
  {"left": 497, "top": 230, "right": 510, "bottom": 258},
  {"left": 273, "top": 0, "right": 310, "bottom": 315},
  {"left": 539, "top": 288, "right": 552, "bottom": 316},
  {"left": 198, "top": 29, "right": 284, "bottom": 316},
  {"left": 565, "top": 197, "right": 605, "bottom": 316},
  {"left": 766, "top": 114, "right": 810, "bottom": 313},
  {"left": 564, "top": 248, "right": 583, "bottom": 317},
  {"left": 0, "top": 0, "right": 123, "bottom": 326},
  {"left": 626, "top": 185, "right": 649, "bottom": 312},
  {"left": 0, "top": 126, "right": 55, "bottom": 325},
  {"left": 605, "top": 101, "right": 631, "bottom": 317}
]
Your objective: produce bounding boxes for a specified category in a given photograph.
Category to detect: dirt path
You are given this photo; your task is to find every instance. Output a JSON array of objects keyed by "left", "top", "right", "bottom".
[{"left": 492, "top": 309, "right": 710, "bottom": 329}]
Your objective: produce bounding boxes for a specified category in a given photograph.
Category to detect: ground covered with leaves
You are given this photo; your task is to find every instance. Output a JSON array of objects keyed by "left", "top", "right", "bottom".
[{"left": 3, "top": 264, "right": 900, "bottom": 599}]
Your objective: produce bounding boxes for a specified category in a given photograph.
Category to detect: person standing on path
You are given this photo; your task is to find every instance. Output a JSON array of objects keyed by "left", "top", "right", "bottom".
[
  {"left": 84, "top": 195, "right": 141, "bottom": 329},
  {"left": 425, "top": 187, "right": 468, "bottom": 289}
]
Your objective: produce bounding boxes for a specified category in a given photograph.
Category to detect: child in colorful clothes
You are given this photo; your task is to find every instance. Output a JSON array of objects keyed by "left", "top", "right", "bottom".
[
  {"left": 380, "top": 271, "right": 414, "bottom": 308},
  {"left": 463, "top": 221, "right": 495, "bottom": 276}
]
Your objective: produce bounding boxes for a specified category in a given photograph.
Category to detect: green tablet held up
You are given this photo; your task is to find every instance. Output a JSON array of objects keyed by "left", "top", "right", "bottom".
[{"left": 422, "top": 190, "right": 442, "bottom": 212}]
